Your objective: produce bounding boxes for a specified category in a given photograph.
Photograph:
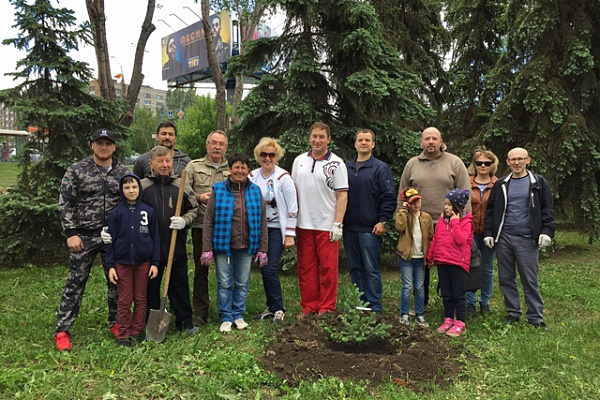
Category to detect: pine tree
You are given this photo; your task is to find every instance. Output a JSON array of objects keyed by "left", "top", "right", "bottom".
[
  {"left": 0, "top": 0, "right": 126, "bottom": 265},
  {"left": 483, "top": 0, "right": 600, "bottom": 241}
]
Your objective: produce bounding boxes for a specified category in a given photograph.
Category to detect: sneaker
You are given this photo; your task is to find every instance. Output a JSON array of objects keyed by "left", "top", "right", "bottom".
[
  {"left": 505, "top": 315, "right": 519, "bottom": 324},
  {"left": 54, "top": 332, "right": 71, "bottom": 351},
  {"left": 254, "top": 308, "right": 275, "bottom": 321},
  {"left": 186, "top": 326, "right": 199, "bottom": 336},
  {"left": 234, "top": 318, "right": 248, "bottom": 330},
  {"left": 416, "top": 315, "right": 429, "bottom": 328},
  {"left": 408, "top": 309, "right": 416, "bottom": 316},
  {"left": 446, "top": 320, "right": 466, "bottom": 337},
  {"left": 436, "top": 318, "right": 455, "bottom": 333},
  {"left": 529, "top": 320, "right": 547, "bottom": 328},
  {"left": 131, "top": 333, "right": 144, "bottom": 343},
  {"left": 399, "top": 314, "right": 410, "bottom": 325},
  {"left": 117, "top": 338, "right": 131, "bottom": 347},
  {"left": 109, "top": 323, "right": 119, "bottom": 338},
  {"left": 467, "top": 304, "right": 477, "bottom": 317},
  {"left": 480, "top": 304, "right": 491, "bottom": 315},
  {"left": 219, "top": 321, "right": 233, "bottom": 333},
  {"left": 273, "top": 310, "right": 285, "bottom": 323}
]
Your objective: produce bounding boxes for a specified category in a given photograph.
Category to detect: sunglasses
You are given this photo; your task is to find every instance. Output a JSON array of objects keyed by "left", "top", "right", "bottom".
[
  {"left": 475, "top": 161, "right": 493, "bottom": 167},
  {"left": 259, "top": 152, "right": 276, "bottom": 159}
]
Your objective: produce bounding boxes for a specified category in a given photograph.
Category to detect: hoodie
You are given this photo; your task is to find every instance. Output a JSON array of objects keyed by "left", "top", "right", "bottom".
[{"left": 105, "top": 173, "right": 161, "bottom": 270}]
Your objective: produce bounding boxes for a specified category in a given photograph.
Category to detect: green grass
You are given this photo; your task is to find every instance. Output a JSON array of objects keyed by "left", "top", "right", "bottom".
[
  {"left": 1, "top": 230, "right": 599, "bottom": 399},
  {"left": 0, "top": 162, "right": 21, "bottom": 188}
]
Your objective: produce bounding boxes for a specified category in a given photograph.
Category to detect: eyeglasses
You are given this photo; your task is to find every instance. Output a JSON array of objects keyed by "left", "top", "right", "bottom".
[
  {"left": 508, "top": 157, "right": 528, "bottom": 163},
  {"left": 475, "top": 161, "right": 493, "bottom": 167},
  {"left": 260, "top": 152, "right": 276, "bottom": 159}
]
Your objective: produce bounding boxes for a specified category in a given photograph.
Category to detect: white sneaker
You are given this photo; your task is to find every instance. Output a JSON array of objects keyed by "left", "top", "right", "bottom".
[
  {"left": 273, "top": 310, "right": 285, "bottom": 323},
  {"left": 400, "top": 314, "right": 410, "bottom": 325},
  {"left": 234, "top": 318, "right": 248, "bottom": 330},
  {"left": 416, "top": 315, "right": 430, "bottom": 328},
  {"left": 219, "top": 321, "right": 233, "bottom": 333}
]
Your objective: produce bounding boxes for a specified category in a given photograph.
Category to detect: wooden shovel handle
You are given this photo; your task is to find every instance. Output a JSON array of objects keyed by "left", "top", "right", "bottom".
[{"left": 161, "top": 170, "right": 187, "bottom": 298}]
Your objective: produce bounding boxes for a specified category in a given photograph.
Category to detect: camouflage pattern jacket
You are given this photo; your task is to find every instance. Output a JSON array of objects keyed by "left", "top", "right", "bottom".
[{"left": 59, "top": 157, "right": 131, "bottom": 238}]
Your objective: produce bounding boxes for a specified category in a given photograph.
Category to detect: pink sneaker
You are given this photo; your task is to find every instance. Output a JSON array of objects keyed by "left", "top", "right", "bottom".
[
  {"left": 436, "top": 318, "right": 455, "bottom": 333},
  {"left": 446, "top": 320, "right": 466, "bottom": 337}
]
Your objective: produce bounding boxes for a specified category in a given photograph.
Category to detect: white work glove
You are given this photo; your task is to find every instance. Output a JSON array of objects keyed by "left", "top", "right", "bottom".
[
  {"left": 169, "top": 216, "right": 186, "bottom": 230},
  {"left": 538, "top": 234, "right": 552, "bottom": 249},
  {"left": 101, "top": 227, "right": 112, "bottom": 245},
  {"left": 483, "top": 236, "right": 494, "bottom": 249},
  {"left": 329, "top": 222, "right": 343, "bottom": 242}
]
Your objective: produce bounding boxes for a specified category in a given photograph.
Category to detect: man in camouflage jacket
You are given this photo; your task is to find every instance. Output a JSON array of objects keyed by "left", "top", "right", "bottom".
[{"left": 54, "top": 128, "right": 130, "bottom": 351}]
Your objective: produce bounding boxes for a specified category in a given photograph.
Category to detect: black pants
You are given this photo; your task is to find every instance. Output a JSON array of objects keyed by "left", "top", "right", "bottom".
[
  {"left": 191, "top": 228, "right": 210, "bottom": 321},
  {"left": 147, "top": 254, "right": 194, "bottom": 330},
  {"left": 437, "top": 264, "right": 467, "bottom": 322}
]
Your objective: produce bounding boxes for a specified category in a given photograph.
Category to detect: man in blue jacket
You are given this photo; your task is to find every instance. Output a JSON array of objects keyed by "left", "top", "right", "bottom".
[
  {"left": 343, "top": 129, "right": 397, "bottom": 312},
  {"left": 484, "top": 147, "right": 554, "bottom": 327}
]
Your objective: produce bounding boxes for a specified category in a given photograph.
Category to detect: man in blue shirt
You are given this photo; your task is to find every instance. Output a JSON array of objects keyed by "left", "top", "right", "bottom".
[
  {"left": 484, "top": 147, "right": 555, "bottom": 327},
  {"left": 343, "top": 129, "right": 396, "bottom": 312}
]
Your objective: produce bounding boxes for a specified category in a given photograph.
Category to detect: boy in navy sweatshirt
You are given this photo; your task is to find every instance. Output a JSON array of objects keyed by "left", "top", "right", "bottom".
[{"left": 106, "top": 174, "right": 160, "bottom": 345}]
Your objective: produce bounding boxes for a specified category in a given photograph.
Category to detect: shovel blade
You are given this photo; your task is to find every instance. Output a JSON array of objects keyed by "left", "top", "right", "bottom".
[{"left": 146, "top": 297, "right": 171, "bottom": 343}]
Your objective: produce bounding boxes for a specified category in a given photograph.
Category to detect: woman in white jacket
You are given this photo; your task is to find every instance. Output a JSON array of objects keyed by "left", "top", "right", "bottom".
[{"left": 249, "top": 137, "right": 298, "bottom": 323}]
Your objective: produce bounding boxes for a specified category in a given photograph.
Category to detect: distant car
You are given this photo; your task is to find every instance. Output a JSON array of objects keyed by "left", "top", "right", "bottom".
[
  {"left": 125, "top": 153, "right": 140, "bottom": 165},
  {"left": 28, "top": 149, "right": 42, "bottom": 163}
]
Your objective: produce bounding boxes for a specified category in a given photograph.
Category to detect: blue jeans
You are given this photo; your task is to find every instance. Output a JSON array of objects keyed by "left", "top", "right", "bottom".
[
  {"left": 260, "top": 228, "right": 285, "bottom": 312},
  {"left": 343, "top": 230, "right": 383, "bottom": 312},
  {"left": 466, "top": 234, "right": 496, "bottom": 306},
  {"left": 399, "top": 258, "right": 425, "bottom": 315},
  {"left": 215, "top": 250, "right": 252, "bottom": 323}
]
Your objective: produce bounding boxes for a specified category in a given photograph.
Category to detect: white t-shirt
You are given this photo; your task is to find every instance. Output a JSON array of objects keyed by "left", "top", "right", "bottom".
[
  {"left": 292, "top": 150, "right": 349, "bottom": 231},
  {"left": 254, "top": 170, "right": 279, "bottom": 228},
  {"left": 412, "top": 216, "right": 424, "bottom": 259}
]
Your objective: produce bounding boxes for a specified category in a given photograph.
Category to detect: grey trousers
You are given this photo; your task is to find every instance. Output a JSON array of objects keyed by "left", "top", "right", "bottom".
[
  {"left": 496, "top": 234, "right": 544, "bottom": 323},
  {"left": 56, "top": 235, "right": 117, "bottom": 332}
]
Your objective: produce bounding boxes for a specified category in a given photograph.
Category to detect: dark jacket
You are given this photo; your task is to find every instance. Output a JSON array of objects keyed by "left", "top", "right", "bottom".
[
  {"left": 344, "top": 156, "right": 396, "bottom": 232},
  {"left": 105, "top": 174, "right": 161, "bottom": 270},
  {"left": 141, "top": 172, "right": 198, "bottom": 265},
  {"left": 59, "top": 156, "right": 131, "bottom": 237},
  {"left": 484, "top": 171, "right": 555, "bottom": 243}
]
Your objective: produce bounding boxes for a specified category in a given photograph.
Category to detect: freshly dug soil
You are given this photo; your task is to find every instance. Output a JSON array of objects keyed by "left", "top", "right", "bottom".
[{"left": 259, "top": 312, "right": 463, "bottom": 390}]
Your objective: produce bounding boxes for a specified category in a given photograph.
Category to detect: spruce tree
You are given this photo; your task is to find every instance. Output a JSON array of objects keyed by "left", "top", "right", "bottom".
[{"left": 0, "top": 0, "right": 126, "bottom": 265}]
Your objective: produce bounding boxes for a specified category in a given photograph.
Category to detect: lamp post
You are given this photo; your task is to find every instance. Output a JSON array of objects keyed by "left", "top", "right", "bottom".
[
  {"left": 169, "top": 14, "right": 188, "bottom": 27},
  {"left": 110, "top": 56, "right": 126, "bottom": 99},
  {"left": 183, "top": 6, "right": 201, "bottom": 21},
  {"left": 157, "top": 19, "right": 176, "bottom": 32}
]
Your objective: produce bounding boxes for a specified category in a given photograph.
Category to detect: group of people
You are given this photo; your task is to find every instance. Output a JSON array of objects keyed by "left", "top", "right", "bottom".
[{"left": 53, "top": 121, "right": 554, "bottom": 351}]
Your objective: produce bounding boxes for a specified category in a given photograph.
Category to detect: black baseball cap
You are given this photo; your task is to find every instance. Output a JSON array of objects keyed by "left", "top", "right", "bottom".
[{"left": 91, "top": 128, "right": 116, "bottom": 143}]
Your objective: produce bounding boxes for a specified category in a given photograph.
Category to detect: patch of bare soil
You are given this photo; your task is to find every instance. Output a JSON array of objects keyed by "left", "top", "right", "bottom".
[{"left": 259, "top": 312, "right": 462, "bottom": 390}]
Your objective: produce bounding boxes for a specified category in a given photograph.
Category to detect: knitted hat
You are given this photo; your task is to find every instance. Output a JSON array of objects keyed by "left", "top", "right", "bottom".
[
  {"left": 445, "top": 188, "right": 470, "bottom": 209},
  {"left": 401, "top": 187, "right": 422, "bottom": 204}
]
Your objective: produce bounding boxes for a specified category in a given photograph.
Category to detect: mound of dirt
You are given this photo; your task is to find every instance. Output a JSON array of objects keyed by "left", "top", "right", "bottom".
[{"left": 259, "top": 312, "right": 463, "bottom": 390}]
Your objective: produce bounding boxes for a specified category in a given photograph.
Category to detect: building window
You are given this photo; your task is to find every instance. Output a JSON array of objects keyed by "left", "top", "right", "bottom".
[
  {"left": 156, "top": 95, "right": 163, "bottom": 100},
  {"left": 144, "top": 100, "right": 151, "bottom": 105},
  {"left": 144, "top": 93, "right": 151, "bottom": 98}
]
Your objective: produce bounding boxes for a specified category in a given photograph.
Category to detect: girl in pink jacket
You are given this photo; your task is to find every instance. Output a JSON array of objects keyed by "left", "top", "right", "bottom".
[{"left": 427, "top": 189, "right": 473, "bottom": 337}]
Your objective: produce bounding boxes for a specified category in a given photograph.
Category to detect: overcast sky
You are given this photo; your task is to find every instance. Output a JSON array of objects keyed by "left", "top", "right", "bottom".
[{"left": 0, "top": 0, "right": 283, "bottom": 92}]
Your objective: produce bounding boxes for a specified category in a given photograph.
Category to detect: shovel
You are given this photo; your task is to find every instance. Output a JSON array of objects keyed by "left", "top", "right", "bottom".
[{"left": 146, "top": 170, "right": 187, "bottom": 343}]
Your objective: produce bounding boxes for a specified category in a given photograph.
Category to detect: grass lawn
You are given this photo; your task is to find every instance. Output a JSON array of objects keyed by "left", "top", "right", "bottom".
[
  {"left": 0, "top": 162, "right": 20, "bottom": 188},
  {"left": 1, "top": 230, "right": 599, "bottom": 399}
]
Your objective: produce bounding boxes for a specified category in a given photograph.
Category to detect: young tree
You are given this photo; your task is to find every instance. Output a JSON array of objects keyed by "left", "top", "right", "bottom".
[
  {"left": 128, "top": 108, "right": 159, "bottom": 154},
  {"left": 175, "top": 95, "right": 224, "bottom": 159},
  {"left": 482, "top": 0, "right": 600, "bottom": 241},
  {"left": 0, "top": 0, "right": 126, "bottom": 265}
]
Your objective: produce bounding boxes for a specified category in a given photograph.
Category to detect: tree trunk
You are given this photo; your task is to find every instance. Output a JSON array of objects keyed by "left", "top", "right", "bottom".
[
  {"left": 119, "top": 0, "right": 156, "bottom": 127},
  {"left": 231, "top": 3, "right": 265, "bottom": 126},
  {"left": 85, "top": 0, "right": 116, "bottom": 101},
  {"left": 201, "top": 0, "right": 228, "bottom": 130}
]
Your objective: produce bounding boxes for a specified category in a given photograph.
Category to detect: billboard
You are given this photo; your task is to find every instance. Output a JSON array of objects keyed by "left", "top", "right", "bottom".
[{"left": 161, "top": 11, "right": 231, "bottom": 81}]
